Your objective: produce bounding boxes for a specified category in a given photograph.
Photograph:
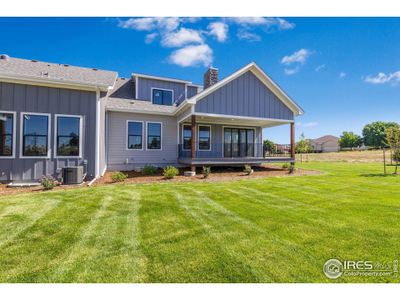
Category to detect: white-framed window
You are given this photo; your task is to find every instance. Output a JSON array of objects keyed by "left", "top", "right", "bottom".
[
  {"left": 20, "top": 112, "right": 51, "bottom": 158},
  {"left": 151, "top": 88, "right": 174, "bottom": 106},
  {"left": 146, "top": 122, "right": 162, "bottom": 150},
  {"left": 127, "top": 120, "right": 144, "bottom": 150},
  {"left": 182, "top": 124, "right": 192, "bottom": 150},
  {"left": 198, "top": 125, "right": 211, "bottom": 151},
  {"left": 0, "top": 110, "right": 16, "bottom": 158},
  {"left": 55, "top": 114, "right": 83, "bottom": 158}
]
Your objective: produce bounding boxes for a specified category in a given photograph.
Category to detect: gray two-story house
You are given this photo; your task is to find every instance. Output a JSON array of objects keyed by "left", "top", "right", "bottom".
[{"left": 0, "top": 54, "right": 303, "bottom": 183}]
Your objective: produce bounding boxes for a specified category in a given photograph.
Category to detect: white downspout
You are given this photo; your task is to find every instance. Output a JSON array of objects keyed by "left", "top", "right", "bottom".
[{"left": 95, "top": 88, "right": 100, "bottom": 178}]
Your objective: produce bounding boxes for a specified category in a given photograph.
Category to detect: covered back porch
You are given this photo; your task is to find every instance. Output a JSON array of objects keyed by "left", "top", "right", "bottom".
[{"left": 177, "top": 113, "right": 295, "bottom": 170}]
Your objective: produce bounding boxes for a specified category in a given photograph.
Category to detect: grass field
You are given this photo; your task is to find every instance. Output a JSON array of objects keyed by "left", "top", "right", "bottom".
[
  {"left": 296, "top": 150, "right": 385, "bottom": 162},
  {"left": 0, "top": 162, "right": 399, "bottom": 283}
]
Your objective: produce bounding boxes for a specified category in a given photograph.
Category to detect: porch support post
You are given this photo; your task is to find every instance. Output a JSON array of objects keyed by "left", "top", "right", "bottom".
[
  {"left": 290, "top": 122, "right": 295, "bottom": 160},
  {"left": 191, "top": 115, "right": 196, "bottom": 172}
]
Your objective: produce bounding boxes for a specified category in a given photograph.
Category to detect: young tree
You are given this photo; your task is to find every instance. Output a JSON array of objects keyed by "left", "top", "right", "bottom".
[
  {"left": 339, "top": 131, "right": 363, "bottom": 150},
  {"left": 263, "top": 139, "right": 276, "bottom": 155},
  {"left": 296, "top": 133, "right": 311, "bottom": 153},
  {"left": 362, "top": 121, "right": 399, "bottom": 148},
  {"left": 385, "top": 125, "right": 400, "bottom": 174}
]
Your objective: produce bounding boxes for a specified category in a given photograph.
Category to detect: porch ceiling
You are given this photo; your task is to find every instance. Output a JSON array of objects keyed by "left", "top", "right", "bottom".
[{"left": 179, "top": 113, "right": 292, "bottom": 128}]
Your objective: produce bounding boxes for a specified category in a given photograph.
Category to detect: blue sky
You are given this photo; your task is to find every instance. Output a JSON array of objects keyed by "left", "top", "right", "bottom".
[{"left": 1, "top": 17, "right": 399, "bottom": 143}]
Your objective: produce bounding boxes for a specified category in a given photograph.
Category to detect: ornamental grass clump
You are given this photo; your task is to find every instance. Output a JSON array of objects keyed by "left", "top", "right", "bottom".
[{"left": 163, "top": 166, "right": 179, "bottom": 179}]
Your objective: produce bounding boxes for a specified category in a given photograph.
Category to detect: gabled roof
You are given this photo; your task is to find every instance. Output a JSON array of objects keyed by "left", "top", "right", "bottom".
[
  {"left": 0, "top": 56, "right": 117, "bottom": 91},
  {"left": 189, "top": 62, "right": 304, "bottom": 116},
  {"left": 310, "top": 135, "right": 339, "bottom": 144}
]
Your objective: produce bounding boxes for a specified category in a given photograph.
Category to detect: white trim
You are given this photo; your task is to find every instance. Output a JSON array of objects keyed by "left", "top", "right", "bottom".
[
  {"left": 20, "top": 112, "right": 51, "bottom": 159},
  {"left": 126, "top": 120, "right": 144, "bottom": 150},
  {"left": 195, "top": 112, "right": 294, "bottom": 124},
  {"left": 54, "top": 114, "right": 83, "bottom": 159},
  {"left": 107, "top": 107, "right": 175, "bottom": 116},
  {"left": 146, "top": 121, "right": 162, "bottom": 151},
  {"left": 95, "top": 89, "right": 100, "bottom": 177},
  {"left": 190, "top": 62, "right": 304, "bottom": 116},
  {"left": 132, "top": 73, "right": 192, "bottom": 84},
  {"left": 0, "top": 73, "right": 112, "bottom": 92},
  {"left": 197, "top": 124, "right": 212, "bottom": 151},
  {"left": 135, "top": 76, "right": 139, "bottom": 99},
  {"left": 151, "top": 87, "right": 175, "bottom": 106},
  {"left": 0, "top": 110, "right": 16, "bottom": 159}
]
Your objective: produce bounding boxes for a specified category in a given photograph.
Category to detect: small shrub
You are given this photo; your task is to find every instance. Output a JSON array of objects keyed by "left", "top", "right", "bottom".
[
  {"left": 142, "top": 164, "right": 157, "bottom": 176},
  {"left": 40, "top": 175, "right": 60, "bottom": 190},
  {"left": 282, "top": 163, "right": 290, "bottom": 169},
  {"left": 288, "top": 163, "right": 296, "bottom": 174},
  {"left": 163, "top": 166, "right": 179, "bottom": 179},
  {"left": 243, "top": 164, "right": 253, "bottom": 175},
  {"left": 111, "top": 171, "right": 128, "bottom": 182},
  {"left": 202, "top": 166, "right": 211, "bottom": 178}
]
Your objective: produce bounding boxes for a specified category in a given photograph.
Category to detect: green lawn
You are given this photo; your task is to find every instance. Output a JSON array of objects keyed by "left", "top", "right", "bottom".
[{"left": 0, "top": 162, "right": 399, "bottom": 283}]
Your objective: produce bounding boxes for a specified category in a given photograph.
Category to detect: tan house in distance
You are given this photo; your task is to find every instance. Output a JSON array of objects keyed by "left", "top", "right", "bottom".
[{"left": 309, "top": 135, "right": 340, "bottom": 152}]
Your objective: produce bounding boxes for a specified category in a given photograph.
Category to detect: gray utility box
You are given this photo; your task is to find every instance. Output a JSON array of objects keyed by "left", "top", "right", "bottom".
[{"left": 63, "top": 166, "right": 84, "bottom": 185}]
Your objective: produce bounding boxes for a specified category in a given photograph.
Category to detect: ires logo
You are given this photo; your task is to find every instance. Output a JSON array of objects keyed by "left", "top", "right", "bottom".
[{"left": 323, "top": 259, "right": 397, "bottom": 279}]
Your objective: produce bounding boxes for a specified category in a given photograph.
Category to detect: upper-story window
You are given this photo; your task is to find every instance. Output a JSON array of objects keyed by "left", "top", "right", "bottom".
[
  {"left": 0, "top": 111, "right": 15, "bottom": 157},
  {"left": 56, "top": 115, "right": 82, "bottom": 157},
  {"left": 22, "top": 113, "right": 50, "bottom": 157},
  {"left": 152, "top": 88, "right": 173, "bottom": 106}
]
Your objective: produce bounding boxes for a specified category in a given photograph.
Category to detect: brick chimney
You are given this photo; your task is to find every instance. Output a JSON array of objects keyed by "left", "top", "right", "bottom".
[{"left": 203, "top": 66, "right": 219, "bottom": 89}]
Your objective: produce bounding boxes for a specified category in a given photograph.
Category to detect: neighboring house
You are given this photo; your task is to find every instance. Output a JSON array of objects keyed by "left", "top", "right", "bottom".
[
  {"left": 0, "top": 54, "right": 304, "bottom": 182},
  {"left": 309, "top": 135, "right": 339, "bottom": 152}
]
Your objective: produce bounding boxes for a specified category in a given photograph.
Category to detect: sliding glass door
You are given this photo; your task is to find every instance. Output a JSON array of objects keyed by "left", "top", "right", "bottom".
[{"left": 224, "top": 128, "right": 255, "bottom": 158}]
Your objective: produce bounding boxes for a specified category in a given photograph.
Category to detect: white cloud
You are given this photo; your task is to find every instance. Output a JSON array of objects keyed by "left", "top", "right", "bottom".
[
  {"left": 161, "top": 28, "right": 204, "bottom": 47},
  {"left": 281, "top": 49, "right": 312, "bottom": 65},
  {"left": 297, "top": 122, "right": 318, "bottom": 128},
  {"left": 284, "top": 67, "right": 299, "bottom": 75},
  {"left": 118, "top": 17, "right": 180, "bottom": 32},
  {"left": 339, "top": 72, "right": 347, "bottom": 78},
  {"left": 145, "top": 33, "right": 158, "bottom": 44},
  {"left": 231, "top": 17, "right": 295, "bottom": 30},
  {"left": 169, "top": 44, "right": 213, "bottom": 67},
  {"left": 315, "top": 64, "right": 326, "bottom": 72},
  {"left": 208, "top": 22, "right": 228, "bottom": 42},
  {"left": 237, "top": 29, "right": 261, "bottom": 42},
  {"left": 365, "top": 71, "right": 400, "bottom": 84}
]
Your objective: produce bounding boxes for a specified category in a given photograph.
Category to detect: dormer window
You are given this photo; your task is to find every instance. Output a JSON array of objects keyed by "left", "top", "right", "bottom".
[{"left": 152, "top": 88, "right": 173, "bottom": 106}]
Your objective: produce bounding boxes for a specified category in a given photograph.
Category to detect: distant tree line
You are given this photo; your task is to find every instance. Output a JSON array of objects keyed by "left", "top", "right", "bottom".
[{"left": 339, "top": 121, "right": 399, "bottom": 149}]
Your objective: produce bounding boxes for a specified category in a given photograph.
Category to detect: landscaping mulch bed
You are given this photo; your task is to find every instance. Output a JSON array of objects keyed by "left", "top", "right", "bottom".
[
  {"left": 95, "top": 165, "right": 320, "bottom": 185},
  {"left": 0, "top": 165, "right": 320, "bottom": 196}
]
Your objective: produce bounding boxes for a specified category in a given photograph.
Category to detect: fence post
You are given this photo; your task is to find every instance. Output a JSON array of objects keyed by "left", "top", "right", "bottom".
[{"left": 383, "top": 148, "right": 386, "bottom": 175}]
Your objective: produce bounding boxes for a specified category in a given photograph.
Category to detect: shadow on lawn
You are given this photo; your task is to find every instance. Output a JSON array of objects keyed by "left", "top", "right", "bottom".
[{"left": 359, "top": 173, "right": 399, "bottom": 177}]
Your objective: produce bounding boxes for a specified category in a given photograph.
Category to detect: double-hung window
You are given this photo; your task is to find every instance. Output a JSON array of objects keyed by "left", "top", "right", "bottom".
[
  {"left": 22, "top": 113, "right": 50, "bottom": 157},
  {"left": 182, "top": 125, "right": 192, "bottom": 150},
  {"left": 56, "top": 115, "right": 82, "bottom": 157},
  {"left": 0, "top": 111, "right": 15, "bottom": 157},
  {"left": 198, "top": 125, "right": 211, "bottom": 150},
  {"left": 147, "top": 122, "right": 161, "bottom": 150},
  {"left": 152, "top": 89, "right": 173, "bottom": 106},
  {"left": 127, "top": 121, "right": 143, "bottom": 150}
]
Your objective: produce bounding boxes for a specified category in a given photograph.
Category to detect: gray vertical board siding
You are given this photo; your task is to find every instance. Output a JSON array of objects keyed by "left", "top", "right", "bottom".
[
  {"left": 187, "top": 86, "right": 198, "bottom": 99},
  {"left": 0, "top": 82, "right": 97, "bottom": 181},
  {"left": 195, "top": 71, "right": 294, "bottom": 120},
  {"left": 178, "top": 123, "right": 264, "bottom": 158},
  {"left": 137, "top": 78, "right": 186, "bottom": 104},
  {"left": 107, "top": 111, "right": 179, "bottom": 170}
]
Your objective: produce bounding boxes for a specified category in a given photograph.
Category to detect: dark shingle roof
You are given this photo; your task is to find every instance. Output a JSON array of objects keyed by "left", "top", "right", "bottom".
[{"left": 0, "top": 56, "right": 117, "bottom": 88}]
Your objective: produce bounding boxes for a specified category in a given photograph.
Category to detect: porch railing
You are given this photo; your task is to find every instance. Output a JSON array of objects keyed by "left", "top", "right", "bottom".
[{"left": 178, "top": 143, "right": 292, "bottom": 158}]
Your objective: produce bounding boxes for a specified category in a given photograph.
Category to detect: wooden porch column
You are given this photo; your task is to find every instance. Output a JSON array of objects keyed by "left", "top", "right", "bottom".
[
  {"left": 290, "top": 122, "right": 295, "bottom": 159},
  {"left": 191, "top": 115, "right": 196, "bottom": 172}
]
